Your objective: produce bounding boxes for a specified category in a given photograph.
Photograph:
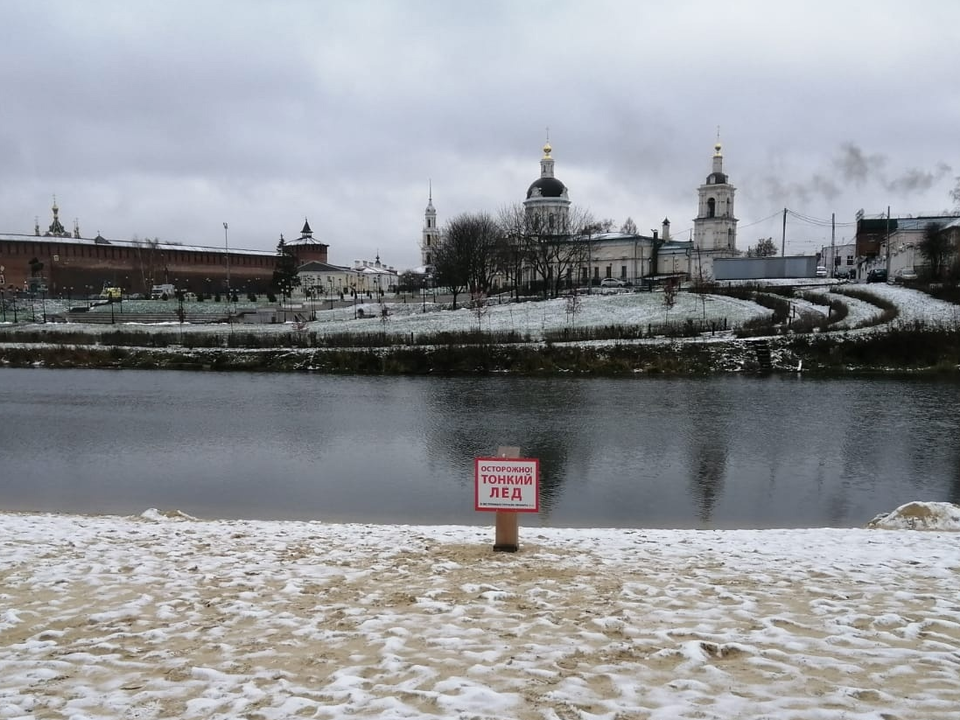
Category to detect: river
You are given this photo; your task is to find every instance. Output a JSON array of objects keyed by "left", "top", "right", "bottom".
[{"left": 1, "top": 368, "right": 958, "bottom": 528}]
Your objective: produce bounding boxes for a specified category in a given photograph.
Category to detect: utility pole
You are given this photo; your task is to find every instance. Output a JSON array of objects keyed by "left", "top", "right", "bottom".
[
  {"left": 781, "top": 208, "right": 787, "bottom": 257},
  {"left": 831, "top": 212, "right": 836, "bottom": 277},
  {"left": 223, "top": 222, "right": 230, "bottom": 298},
  {"left": 884, "top": 206, "right": 891, "bottom": 271}
]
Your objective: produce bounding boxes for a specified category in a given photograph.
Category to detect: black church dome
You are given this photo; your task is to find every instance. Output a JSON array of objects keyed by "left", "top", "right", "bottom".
[{"left": 526, "top": 176, "right": 567, "bottom": 199}]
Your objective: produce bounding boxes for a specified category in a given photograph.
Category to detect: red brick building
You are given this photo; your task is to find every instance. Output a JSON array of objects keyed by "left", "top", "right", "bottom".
[{"left": 1, "top": 202, "right": 329, "bottom": 298}]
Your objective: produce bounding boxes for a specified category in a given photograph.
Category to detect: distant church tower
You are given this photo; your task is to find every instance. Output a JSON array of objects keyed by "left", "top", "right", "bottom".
[
  {"left": 46, "top": 196, "right": 68, "bottom": 237},
  {"left": 523, "top": 138, "right": 570, "bottom": 233},
  {"left": 420, "top": 182, "right": 439, "bottom": 268},
  {"left": 693, "top": 140, "right": 738, "bottom": 253}
]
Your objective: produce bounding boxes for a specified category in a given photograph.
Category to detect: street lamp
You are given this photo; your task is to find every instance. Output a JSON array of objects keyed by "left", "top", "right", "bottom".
[{"left": 223, "top": 222, "right": 231, "bottom": 300}]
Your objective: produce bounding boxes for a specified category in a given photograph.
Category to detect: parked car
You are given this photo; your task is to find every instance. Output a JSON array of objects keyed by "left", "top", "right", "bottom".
[
  {"left": 599, "top": 278, "right": 626, "bottom": 288},
  {"left": 893, "top": 268, "right": 918, "bottom": 284},
  {"left": 866, "top": 269, "right": 888, "bottom": 284},
  {"left": 815, "top": 266, "right": 828, "bottom": 277}
]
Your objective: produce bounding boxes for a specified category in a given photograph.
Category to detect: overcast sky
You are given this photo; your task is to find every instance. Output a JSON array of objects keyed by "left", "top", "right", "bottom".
[{"left": 2, "top": 0, "right": 958, "bottom": 268}]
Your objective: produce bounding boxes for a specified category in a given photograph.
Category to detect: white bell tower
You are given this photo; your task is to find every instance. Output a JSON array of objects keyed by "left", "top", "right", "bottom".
[
  {"left": 421, "top": 181, "right": 439, "bottom": 268},
  {"left": 693, "top": 140, "right": 738, "bottom": 253}
]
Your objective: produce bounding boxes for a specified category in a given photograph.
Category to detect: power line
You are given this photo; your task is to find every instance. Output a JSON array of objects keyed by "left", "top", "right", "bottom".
[{"left": 738, "top": 211, "right": 784, "bottom": 230}]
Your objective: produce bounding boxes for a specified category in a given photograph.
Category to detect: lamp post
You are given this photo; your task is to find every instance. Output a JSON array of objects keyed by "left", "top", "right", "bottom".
[
  {"left": 223, "top": 222, "right": 231, "bottom": 300},
  {"left": 1, "top": 288, "right": 5, "bottom": 323}
]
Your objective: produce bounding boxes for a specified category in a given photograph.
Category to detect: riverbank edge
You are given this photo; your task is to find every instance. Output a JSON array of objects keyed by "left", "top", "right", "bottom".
[{"left": 2, "top": 329, "right": 959, "bottom": 375}]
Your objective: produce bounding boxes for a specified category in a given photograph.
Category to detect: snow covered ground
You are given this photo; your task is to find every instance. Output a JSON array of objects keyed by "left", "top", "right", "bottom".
[
  {"left": 2, "top": 505, "right": 959, "bottom": 720},
  {"left": 847, "top": 283, "right": 960, "bottom": 327},
  {"left": 3, "top": 283, "right": 958, "bottom": 344},
  {"left": 3, "top": 291, "right": 771, "bottom": 340}
]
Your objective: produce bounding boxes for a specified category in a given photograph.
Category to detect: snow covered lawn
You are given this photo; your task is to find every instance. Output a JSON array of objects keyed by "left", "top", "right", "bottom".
[
  {"left": 2, "top": 292, "right": 773, "bottom": 340},
  {"left": 2, "top": 509, "right": 959, "bottom": 720},
  {"left": 849, "top": 284, "right": 960, "bottom": 327}
]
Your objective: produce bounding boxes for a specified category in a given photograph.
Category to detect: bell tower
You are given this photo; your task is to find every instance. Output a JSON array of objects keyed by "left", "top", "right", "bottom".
[
  {"left": 693, "top": 140, "right": 737, "bottom": 252},
  {"left": 421, "top": 181, "right": 439, "bottom": 268}
]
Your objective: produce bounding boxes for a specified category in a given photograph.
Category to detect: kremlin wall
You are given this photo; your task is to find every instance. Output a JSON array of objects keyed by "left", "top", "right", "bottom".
[{"left": 0, "top": 201, "right": 329, "bottom": 298}]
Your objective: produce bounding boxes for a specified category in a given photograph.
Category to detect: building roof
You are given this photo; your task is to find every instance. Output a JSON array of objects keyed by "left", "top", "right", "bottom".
[
  {"left": 0, "top": 232, "right": 275, "bottom": 257},
  {"left": 286, "top": 234, "right": 328, "bottom": 247},
  {"left": 297, "top": 261, "right": 350, "bottom": 273},
  {"left": 526, "top": 176, "right": 567, "bottom": 199}
]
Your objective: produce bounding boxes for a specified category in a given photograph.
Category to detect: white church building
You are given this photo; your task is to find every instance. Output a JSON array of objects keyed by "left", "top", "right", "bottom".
[{"left": 419, "top": 139, "right": 739, "bottom": 286}]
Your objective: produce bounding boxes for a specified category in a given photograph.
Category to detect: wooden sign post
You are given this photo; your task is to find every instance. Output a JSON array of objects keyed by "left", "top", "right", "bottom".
[{"left": 474, "top": 446, "right": 540, "bottom": 553}]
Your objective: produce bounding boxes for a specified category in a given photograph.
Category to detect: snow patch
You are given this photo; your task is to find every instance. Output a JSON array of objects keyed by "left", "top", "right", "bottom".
[{"left": 868, "top": 501, "right": 960, "bottom": 530}]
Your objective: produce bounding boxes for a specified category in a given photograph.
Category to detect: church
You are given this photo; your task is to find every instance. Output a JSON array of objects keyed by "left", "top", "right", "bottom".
[{"left": 420, "top": 139, "right": 739, "bottom": 286}]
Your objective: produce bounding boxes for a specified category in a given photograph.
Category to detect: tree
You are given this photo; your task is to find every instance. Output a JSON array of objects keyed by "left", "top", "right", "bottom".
[
  {"left": 747, "top": 237, "right": 777, "bottom": 257},
  {"left": 132, "top": 235, "right": 161, "bottom": 291},
  {"left": 620, "top": 217, "right": 638, "bottom": 235},
  {"left": 519, "top": 205, "right": 595, "bottom": 299},
  {"left": 398, "top": 270, "right": 426, "bottom": 293},
  {"left": 951, "top": 176, "right": 960, "bottom": 212},
  {"left": 497, "top": 204, "right": 532, "bottom": 300},
  {"left": 918, "top": 222, "right": 951, "bottom": 280},
  {"left": 271, "top": 234, "right": 300, "bottom": 303},
  {"left": 433, "top": 212, "right": 502, "bottom": 309}
]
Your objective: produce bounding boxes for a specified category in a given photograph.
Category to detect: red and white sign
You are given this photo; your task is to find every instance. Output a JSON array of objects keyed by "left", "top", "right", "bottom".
[{"left": 474, "top": 457, "right": 540, "bottom": 513}]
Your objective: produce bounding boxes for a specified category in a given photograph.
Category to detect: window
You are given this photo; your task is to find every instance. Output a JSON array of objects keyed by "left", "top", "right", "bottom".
[
  {"left": 707, "top": 198, "right": 716, "bottom": 218},
  {"left": 620, "top": 265, "right": 627, "bottom": 279},
  {"left": 593, "top": 267, "right": 599, "bottom": 279},
  {"left": 605, "top": 266, "right": 612, "bottom": 279},
  {"left": 846, "top": 256, "right": 854, "bottom": 265}
]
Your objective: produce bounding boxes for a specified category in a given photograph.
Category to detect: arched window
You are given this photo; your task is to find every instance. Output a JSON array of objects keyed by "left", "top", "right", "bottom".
[{"left": 707, "top": 198, "right": 716, "bottom": 218}]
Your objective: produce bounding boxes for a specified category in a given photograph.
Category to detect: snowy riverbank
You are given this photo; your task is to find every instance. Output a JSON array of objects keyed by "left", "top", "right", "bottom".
[{"left": 2, "top": 507, "right": 959, "bottom": 719}]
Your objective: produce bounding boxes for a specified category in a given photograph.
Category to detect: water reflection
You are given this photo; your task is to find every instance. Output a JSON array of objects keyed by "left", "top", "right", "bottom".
[{"left": 2, "top": 369, "right": 959, "bottom": 528}]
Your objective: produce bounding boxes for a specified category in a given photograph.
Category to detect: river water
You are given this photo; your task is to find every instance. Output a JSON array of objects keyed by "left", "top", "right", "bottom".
[{"left": 1, "top": 368, "right": 958, "bottom": 528}]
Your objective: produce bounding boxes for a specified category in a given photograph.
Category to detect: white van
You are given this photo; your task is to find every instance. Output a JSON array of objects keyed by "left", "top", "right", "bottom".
[{"left": 151, "top": 283, "right": 176, "bottom": 300}]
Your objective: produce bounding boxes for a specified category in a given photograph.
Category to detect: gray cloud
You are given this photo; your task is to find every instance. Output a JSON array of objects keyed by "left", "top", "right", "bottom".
[
  {"left": 834, "top": 143, "right": 887, "bottom": 187},
  {"left": 2, "top": 0, "right": 959, "bottom": 267}
]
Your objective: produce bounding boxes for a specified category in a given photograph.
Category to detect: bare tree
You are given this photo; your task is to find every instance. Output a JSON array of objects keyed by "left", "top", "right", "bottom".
[
  {"left": 919, "top": 222, "right": 952, "bottom": 280},
  {"left": 434, "top": 212, "right": 502, "bottom": 309},
  {"left": 620, "top": 217, "right": 638, "bottom": 235},
  {"left": 131, "top": 235, "right": 161, "bottom": 292},
  {"left": 497, "top": 203, "right": 533, "bottom": 300},
  {"left": 522, "top": 205, "right": 595, "bottom": 299}
]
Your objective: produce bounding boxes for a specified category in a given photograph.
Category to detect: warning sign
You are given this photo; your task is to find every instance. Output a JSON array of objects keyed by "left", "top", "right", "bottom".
[{"left": 474, "top": 457, "right": 539, "bottom": 513}]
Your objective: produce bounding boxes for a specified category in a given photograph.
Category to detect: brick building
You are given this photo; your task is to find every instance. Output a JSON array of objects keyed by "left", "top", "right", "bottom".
[{"left": 1, "top": 202, "right": 330, "bottom": 298}]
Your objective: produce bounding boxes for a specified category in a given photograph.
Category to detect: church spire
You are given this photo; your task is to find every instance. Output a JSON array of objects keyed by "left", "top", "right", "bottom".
[
  {"left": 540, "top": 130, "right": 555, "bottom": 179},
  {"left": 421, "top": 181, "right": 439, "bottom": 268},
  {"left": 47, "top": 194, "right": 66, "bottom": 236},
  {"left": 712, "top": 132, "right": 724, "bottom": 176}
]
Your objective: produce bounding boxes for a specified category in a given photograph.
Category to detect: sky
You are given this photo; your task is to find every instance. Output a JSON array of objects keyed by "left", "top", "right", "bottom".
[{"left": 2, "top": 0, "right": 958, "bottom": 270}]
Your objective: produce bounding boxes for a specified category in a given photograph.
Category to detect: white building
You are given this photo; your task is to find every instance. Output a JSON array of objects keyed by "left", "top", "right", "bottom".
[
  {"left": 420, "top": 183, "right": 439, "bottom": 270},
  {"left": 690, "top": 141, "right": 739, "bottom": 280},
  {"left": 418, "top": 138, "right": 740, "bottom": 288},
  {"left": 818, "top": 242, "right": 857, "bottom": 278},
  {"left": 523, "top": 140, "right": 571, "bottom": 233}
]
